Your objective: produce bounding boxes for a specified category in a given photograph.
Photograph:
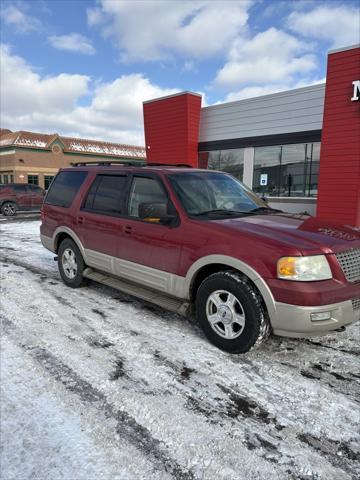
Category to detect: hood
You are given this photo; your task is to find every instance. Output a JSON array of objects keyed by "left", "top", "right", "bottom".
[{"left": 213, "top": 213, "right": 360, "bottom": 255}]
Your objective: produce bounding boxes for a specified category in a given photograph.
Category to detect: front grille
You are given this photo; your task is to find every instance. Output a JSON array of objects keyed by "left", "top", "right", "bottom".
[
  {"left": 352, "top": 298, "right": 360, "bottom": 311},
  {"left": 335, "top": 248, "right": 360, "bottom": 283}
]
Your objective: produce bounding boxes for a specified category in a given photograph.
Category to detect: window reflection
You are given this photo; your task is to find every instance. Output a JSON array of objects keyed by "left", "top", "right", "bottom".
[
  {"left": 201, "top": 142, "right": 320, "bottom": 198},
  {"left": 253, "top": 142, "right": 320, "bottom": 198},
  {"left": 252, "top": 146, "right": 281, "bottom": 196},
  {"left": 207, "top": 149, "right": 245, "bottom": 181}
]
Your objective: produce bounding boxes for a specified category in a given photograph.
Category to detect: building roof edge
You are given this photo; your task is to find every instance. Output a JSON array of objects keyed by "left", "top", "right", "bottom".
[{"left": 328, "top": 44, "right": 360, "bottom": 54}]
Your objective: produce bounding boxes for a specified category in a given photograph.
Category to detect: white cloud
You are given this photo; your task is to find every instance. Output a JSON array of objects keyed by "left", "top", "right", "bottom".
[
  {"left": 0, "top": 3, "right": 41, "bottom": 34},
  {"left": 0, "top": 45, "right": 89, "bottom": 116},
  {"left": 48, "top": 33, "right": 96, "bottom": 55},
  {"left": 0, "top": 44, "right": 179, "bottom": 145},
  {"left": 86, "top": 7, "right": 106, "bottom": 27},
  {"left": 288, "top": 5, "right": 360, "bottom": 49},
  {"left": 89, "top": 0, "right": 252, "bottom": 61},
  {"left": 214, "top": 28, "right": 316, "bottom": 89}
]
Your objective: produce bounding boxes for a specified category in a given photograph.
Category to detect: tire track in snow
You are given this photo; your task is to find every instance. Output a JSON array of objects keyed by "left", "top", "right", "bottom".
[
  {"left": 1, "top": 245, "right": 360, "bottom": 479},
  {"left": 1, "top": 316, "right": 196, "bottom": 480}
]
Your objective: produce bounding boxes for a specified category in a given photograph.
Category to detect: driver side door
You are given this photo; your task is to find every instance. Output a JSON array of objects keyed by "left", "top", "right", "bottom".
[{"left": 115, "top": 173, "right": 183, "bottom": 291}]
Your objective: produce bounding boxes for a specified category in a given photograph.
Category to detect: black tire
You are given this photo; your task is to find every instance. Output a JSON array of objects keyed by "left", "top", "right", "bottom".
[
  {"left": 1, "top": 202, "right": 17, "bottom": 216},
  {"left": 58, "top": 238, "right": 87, "bottom": 288},
  {"left": 195, "top": 271, "right": 270, "bottom": 353}
]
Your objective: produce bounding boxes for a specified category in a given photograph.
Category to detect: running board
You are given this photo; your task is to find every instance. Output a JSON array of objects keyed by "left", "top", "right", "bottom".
[{"left": 83, "top": 268, "right": 192, "bottom": 316}]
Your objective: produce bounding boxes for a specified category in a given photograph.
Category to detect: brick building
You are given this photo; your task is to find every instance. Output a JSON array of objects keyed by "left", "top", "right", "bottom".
[{"left": 0, "top": 129, "right": 146, "bottom": 189}]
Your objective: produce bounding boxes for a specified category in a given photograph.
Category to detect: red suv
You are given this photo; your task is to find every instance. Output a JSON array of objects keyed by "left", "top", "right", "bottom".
[
  {"left": 0, "top": 183, "right": 45, "bottom": 216},
  {"left": 40, "top": 164, "right": 360, "bottom": 353}
]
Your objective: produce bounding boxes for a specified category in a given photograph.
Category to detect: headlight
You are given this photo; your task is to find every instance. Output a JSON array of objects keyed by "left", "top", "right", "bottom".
[{"left": 277, "top": 255, "right": 332, "bottom": 281}]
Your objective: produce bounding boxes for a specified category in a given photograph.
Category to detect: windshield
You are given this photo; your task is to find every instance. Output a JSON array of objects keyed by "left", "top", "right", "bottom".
[{"left": 168, "top": 172, "right": 268, "bottom": 217}]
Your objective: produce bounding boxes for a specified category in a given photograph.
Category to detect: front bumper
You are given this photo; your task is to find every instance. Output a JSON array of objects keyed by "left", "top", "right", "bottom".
[{"left": 272, "top": 298, "right": 359, "bottom": 337}]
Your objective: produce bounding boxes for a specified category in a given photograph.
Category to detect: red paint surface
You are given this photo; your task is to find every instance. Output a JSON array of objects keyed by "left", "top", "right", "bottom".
[
  {"left": 143, "top": 93, "right": 202, "bottom": 167},
  {"left": 0, "top": 184, "right": 44, "bottom": 209},
  {"left": 317, "top": 47, "right": 360, "bottom": 227}
]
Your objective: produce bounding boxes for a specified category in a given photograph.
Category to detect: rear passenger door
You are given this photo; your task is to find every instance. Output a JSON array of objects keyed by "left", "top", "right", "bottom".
[
  {"left": 116, "top": 174, "right": 183, "bottom": 284},
  {"left": 12, "top": 185, "right": 32, "bottom": 208},
  {"left": 76, "top": 174, "right": 128, "bottom": 272},
  {"left": 28, "top": 184, "right": 45, "bottom": 208}
]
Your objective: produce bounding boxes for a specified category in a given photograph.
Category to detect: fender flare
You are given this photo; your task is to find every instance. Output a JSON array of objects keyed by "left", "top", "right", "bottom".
[
  {"left": 184, "top": 254, "right": 277, "bottom": 321},
  {"left": 0, "top": 199, "right": 18, "bottom": 207},
  {"left": 53, "top": 226, "right": 86, "bottom": 257}
]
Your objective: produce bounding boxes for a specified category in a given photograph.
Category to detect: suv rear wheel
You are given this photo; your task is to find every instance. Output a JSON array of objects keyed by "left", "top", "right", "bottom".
[
  {"left": 1, "top": 202, "right": 17, "bottom": 216},
  {"left": 195, "top": 271, "right": 270, "bottom": 353},
  {"left": 58, "top": 238, "right": 87, "bottom": 288}
]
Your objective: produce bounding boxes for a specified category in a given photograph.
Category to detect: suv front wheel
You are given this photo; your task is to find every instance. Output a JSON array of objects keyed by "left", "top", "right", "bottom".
[
  {"left": 195, "top": 271, "right": 270, "bottom": 353},
  {"left": 58, "top": 238, "right": 87, "bottom": 288}
]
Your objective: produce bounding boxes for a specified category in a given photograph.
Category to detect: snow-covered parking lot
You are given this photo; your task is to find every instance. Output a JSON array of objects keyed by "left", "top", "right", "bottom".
[{"left": 1, "top": 218, "right": 359, "bottom": 480}]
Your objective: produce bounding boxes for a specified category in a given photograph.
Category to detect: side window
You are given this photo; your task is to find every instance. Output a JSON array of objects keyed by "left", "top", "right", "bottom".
[
  {"left": 84, "top": 175, "right": 127, "bottom": 215},
  {"left": 45, "top": 171, "right": 87, "bottom": 208},
  {"left": 28, "top": 175, "right": 39, "bottom": 186},
  {"left": 28, "top": 184, "right": 43, "bottom": 193},
  {"left": 12, "top": 185, "right": 27, "bottom": 192},
  {"left": 128, "top": 176, "right": 168, "bottom": 218}
]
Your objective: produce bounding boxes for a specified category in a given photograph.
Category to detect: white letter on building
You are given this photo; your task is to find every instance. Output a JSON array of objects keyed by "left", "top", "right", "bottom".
[{"left": 351, "top": 80, "right": 360, "bottom": 101}]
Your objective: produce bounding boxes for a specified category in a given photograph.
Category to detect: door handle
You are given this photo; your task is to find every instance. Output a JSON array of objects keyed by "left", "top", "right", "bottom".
[
  {"left": 123, "top": 225, "right": 132, "bottom": 234},
  {"left": 77, "top": 216, "right": 84, "bottom": 225}
]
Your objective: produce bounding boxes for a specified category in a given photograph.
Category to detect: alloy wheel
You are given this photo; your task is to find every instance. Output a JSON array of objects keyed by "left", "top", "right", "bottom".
[{"left": 206, "top": 289, "right": 246, "bottom": 340}]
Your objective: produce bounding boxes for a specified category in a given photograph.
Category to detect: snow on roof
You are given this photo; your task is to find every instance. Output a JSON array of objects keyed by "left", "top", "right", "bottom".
[
  {"left": 0, "top": 129, "right": 146, "bottom": 159},
  {"left": 68, "top": 142, "right": 146, "bottom": 158},
  {"left": 0, "top": 131, "right": 18, "bottom": 146},
  {"left": 15, "top": 138, "right": 48, "bottom": 148}
]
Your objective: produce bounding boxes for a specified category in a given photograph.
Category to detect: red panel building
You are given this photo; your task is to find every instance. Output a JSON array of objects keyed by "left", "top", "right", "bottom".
[
  {"left": 143, "top": 45, "right": 360, "bottom": 226},
  {"left": 317, "top": 46, "right": 360, "bottom": 226},
  {"left": 143, "top": 92, "right": 202, "bottom": 167}
]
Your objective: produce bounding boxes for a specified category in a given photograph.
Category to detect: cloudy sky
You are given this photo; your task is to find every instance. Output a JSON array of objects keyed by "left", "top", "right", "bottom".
[{"left": 1, "top": 0, "right": 359, "bottom": 145}]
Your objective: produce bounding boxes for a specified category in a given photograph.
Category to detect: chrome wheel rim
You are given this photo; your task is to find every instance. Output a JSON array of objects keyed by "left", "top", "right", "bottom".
[
  {"left": 206, "top": 290, "right": 245, "bottom": 340},
  {"left": 62, "top": 248, "right": 78, "bottom": 279},
  {"left": 3, "top": 203, "right": 15, "bottom": 215}
]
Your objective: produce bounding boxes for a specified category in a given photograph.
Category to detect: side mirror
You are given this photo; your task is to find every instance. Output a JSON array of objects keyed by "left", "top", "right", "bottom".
[{"left": 138, "top": 202, "right": 178, "bottom": 225}]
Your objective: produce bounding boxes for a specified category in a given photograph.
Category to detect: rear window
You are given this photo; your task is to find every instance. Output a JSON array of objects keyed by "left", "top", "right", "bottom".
[
  {"left": 45, "top": 171, "right": 87, "bottom": 208},
  {"left": 12, "top": 185, "right": 27, "bottom": 192},
  {"left": 28, "top": 184, "right": 44, "bottom": 193}
]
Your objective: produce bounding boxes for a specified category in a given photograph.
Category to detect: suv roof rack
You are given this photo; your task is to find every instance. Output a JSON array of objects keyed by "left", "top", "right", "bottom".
[
  {"left": 70, "top": 161, "right": 145, "bottom": 167},
  {"left": 146, "top": 163, "right": 192, "bottom": 168},
  {"left": 70, "top": 161, "right": 192, "bottom": 168}
]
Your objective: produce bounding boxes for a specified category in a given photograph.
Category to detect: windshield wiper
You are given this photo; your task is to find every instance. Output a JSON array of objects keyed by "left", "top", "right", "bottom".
[
  {"left": 248, "top": 206, "right": 283, "bottom": 213},
  {"left": 192, "top": 209, "right": 248, "bottom": 217}
]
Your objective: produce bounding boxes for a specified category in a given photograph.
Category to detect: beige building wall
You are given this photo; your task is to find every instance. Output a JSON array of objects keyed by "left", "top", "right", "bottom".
[{"left": 0, "top": 148, "right": 143, "bottom": 188}]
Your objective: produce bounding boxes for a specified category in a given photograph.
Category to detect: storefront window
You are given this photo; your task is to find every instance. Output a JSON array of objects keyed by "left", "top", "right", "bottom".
[
  {"left": 280, "top": 144, "right": 308, "bottom": 197},
  {"left": 252, "top": 146, "right": 282, "bottom": 196},
  {"left": 308, "top": 143, "right": 320, "bottom": 197},
  {"left": 207, "top": 148, "right": 245, "bottom": 181},
  {"left": 44, "top": 175, "right": 55, "bottom": 190},
  {"left": 253, "top": 142, "right": 320, "bottom": 198},
  {"left": 28, "top": 175, "right": 39, "bottom": 185}
]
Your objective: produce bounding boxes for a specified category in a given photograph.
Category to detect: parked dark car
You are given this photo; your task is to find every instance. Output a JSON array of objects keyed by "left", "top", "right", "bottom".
[
  {"left": 0, "top": 183, "right": 45, "bottom": 216},
  {"left": 40, "top": 164, "right": 360, "bottom": 353}
]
